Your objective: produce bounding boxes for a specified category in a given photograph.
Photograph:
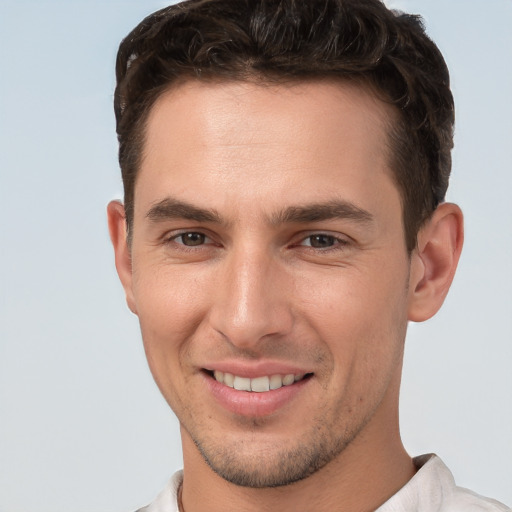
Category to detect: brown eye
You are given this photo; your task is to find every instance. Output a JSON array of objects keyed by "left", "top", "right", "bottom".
[
  {"left": 179, "top": 232, "right": 206, "bottom": 246},
  {"left": 306, "top": 234, "right": 337, "bottom": 248}
]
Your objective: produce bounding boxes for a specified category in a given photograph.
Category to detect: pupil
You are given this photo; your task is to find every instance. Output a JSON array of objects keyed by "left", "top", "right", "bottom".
[
  {"left": 182, "top": 232, "right": 205, "bottom": 246},
  {"left": 311, "top": 235, "right": 334, "bottom": 248}
]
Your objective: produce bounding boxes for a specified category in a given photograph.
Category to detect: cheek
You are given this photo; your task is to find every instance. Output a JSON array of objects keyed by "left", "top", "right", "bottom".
[
  {"left": 132, "top": 264, "right": 211, "bottom": 380},
  {"left": 134, "top": 262, "right": 208, "bottom": 329},
  {"left": 294, "top": 260, "right": 408, "bottom": 327},
  {"left": 292, "top": 260, "right": 409, "bottom": 377}
]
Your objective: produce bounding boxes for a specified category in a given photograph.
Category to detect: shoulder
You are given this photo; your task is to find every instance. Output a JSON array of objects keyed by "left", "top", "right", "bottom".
[
  {"left": 447, "top": 485, "right": 510, "bottom": 512},
  {"left": 425, "top": 455, "right": 510, "bottom": 512},
  {"left": 134, "top": 470, "right": 182, "bottom": 512},
  {"left": 418, "top": 454, "right": 511, "bottom": 512},
  {"left": 377, "top": 454, "right": 510, "bottom": 512}
]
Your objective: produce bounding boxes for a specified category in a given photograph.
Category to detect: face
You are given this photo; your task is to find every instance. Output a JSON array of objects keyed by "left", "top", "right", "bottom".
[{"left": 121, "top": 80, "right": 414, "bottom": 487}]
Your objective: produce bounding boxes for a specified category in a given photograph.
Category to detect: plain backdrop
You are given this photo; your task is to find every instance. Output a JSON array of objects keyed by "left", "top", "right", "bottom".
[{"left": 0, "top": 1, "right": 511, "bottom": 511}]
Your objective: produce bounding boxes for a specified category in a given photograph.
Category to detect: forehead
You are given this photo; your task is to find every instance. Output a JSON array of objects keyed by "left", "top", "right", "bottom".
[
  {"left": 137, "top": 79, "right": 400, "bottom": 222},
  {"left": 144, "top": 78, "right": 394, "bottom": 159}
]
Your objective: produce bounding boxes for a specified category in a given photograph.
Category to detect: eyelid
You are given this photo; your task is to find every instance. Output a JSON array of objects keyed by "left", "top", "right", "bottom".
[
  {"left": 174, "top": 232, "right": 208, "bottom": 243},
  {"left": 161, "top": 228, "right": 350, "bottom": 250},
  {"left": 294, "top": 231, "right": 351, "bottom": 249},
  {"left": 164, "top": 229, "right": 216, "bottom": 246}
]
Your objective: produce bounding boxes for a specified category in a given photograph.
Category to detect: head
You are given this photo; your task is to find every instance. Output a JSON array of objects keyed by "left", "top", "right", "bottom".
[
  {"left": 114, "top": 0, "right": 454, "bottom": 253},
  {"left": 108, "top": 0, "right": 463, "bottom": 494}
]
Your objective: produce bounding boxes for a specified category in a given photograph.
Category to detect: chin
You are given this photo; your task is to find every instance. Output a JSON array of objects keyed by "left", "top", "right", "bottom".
[{"left": 190, "top": 423, "right": 353, "bottom": 488}]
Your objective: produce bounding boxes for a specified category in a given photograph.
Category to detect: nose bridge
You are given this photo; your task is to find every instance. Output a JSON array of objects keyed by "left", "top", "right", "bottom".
[{"left": 209, "top": 242, "right": 291, "bottom": 347}]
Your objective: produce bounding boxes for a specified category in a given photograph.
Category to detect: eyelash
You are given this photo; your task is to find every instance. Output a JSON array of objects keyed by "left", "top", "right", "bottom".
[
  {"left": 164, "top": 231, "right": 349, "bottom": 253},
  {"left": 165, "top": 231, "right": 215, "bottom": 249},
  {"left": 295, "top": 233, "right": 350, "bottom": 252}
]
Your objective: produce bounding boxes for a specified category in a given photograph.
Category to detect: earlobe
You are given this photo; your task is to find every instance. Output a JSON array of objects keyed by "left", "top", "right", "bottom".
[
  {"left": 107, "top": 200, "right": 138, "bottom": 315},
  {"left": 407, "top": 203, "right": 464, "bottom": 322}
]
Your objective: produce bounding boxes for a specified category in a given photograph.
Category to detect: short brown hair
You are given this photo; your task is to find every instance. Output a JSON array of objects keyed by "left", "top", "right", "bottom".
[{"left": 114, "top": 0, "right": 454, "bottom": 251}]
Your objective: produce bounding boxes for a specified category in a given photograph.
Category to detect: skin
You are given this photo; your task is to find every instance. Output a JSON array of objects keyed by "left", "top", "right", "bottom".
[{"left": 108, "top": 80, "right": 463, "bottom": 512}]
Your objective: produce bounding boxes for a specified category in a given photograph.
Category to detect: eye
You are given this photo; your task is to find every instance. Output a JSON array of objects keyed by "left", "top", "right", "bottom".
[
  {"left": 301, "top": 234, "right": 343, "bottom": 249},
  {"left": 173, "top": 232, "right": 209, "bottom": 246}
]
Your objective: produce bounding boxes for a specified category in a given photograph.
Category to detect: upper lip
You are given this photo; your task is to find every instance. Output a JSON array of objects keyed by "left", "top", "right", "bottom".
[{"left": 201, "top": 360, "right": 312, "bottom": 378}]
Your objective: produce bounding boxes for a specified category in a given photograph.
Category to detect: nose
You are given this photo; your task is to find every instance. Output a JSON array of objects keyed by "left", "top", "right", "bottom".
[{"left": 208, "top": 245, "right": 294, "bottom": 350}]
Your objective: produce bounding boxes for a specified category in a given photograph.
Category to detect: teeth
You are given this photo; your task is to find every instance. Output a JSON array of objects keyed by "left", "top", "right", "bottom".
[
  {"left": 233, "top": 376, "right": 251, "bottom": 391},
  {"left": 282, "top": 374, "right": 295, "bottom": 386},
  {"left": 212, "top": 371, "right": 306, "bottom": 392},
  {"left": 269, "top": 374, "right": 283, "bottom": 390},
  {"left": 223, "top": 372, "right": 234, "bottom": 388},
  {"left": 251, "top": 376, "right": 270, "bottom": 392}
]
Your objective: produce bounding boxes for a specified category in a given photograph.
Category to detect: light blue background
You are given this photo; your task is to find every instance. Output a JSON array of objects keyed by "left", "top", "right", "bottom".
[{"left": 1, "top": 1, "right": 511, "bottom": 510}]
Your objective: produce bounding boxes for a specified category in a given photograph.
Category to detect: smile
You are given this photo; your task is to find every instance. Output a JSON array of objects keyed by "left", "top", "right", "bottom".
[
  {"left": 203, "top": 367, "right": 313, "bottom": 416},
  {"left": 211, "top": 370, "right": 308, "bottom": 392}
]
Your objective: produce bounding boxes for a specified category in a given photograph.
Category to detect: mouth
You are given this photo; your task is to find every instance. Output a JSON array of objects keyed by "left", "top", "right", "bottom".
[
  {"left": 203, "top": 369, "right": 313, "bottom": 392},
  {"left": 202, "top": 366, "right": 314, "bottom": 417}
]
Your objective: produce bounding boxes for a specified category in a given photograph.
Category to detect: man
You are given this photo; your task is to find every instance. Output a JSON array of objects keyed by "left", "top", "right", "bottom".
[{"left": 107, "top": 0, "right": 509, "bottom": 511}]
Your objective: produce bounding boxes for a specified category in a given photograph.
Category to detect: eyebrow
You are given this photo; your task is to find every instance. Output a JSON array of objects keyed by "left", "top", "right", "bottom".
[
  {"left": 146, "top": 198, "right": 223, "bottom": 224},
  {"left": 145, "top": 197, "right": 373, "bottom": 226},
  {"left": 270, "top": 200, "right": 374, "bottom": 225}
]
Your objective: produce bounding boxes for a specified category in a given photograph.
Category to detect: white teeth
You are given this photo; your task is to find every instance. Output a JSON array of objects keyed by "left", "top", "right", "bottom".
[
  {"left": 213, "top": 371, "right": 306, "bottom": 392},
  {"left": 233, "top": 376, "right": 251, "bottom": 391},
  {"left": 223, "top": 372, "right": 234, "bottom": 388},
  {"left": 251, "top": 376, "right": 270, "bottom": 392},
  {"left": 269, "top": 374, "right": 283, "bottom": 390},
  {"left": 282, "top": 374, "right": 295, "bottom": 386}
]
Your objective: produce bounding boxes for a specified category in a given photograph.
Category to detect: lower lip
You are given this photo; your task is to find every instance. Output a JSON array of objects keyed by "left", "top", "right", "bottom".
[{"left": 203, "top": 373, "right": 310, "bottom": 417}]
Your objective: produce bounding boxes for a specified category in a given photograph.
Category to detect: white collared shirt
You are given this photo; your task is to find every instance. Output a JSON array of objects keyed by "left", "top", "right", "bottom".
[{"left": 136, "top": 454, "right": 510, "bottom": 512}]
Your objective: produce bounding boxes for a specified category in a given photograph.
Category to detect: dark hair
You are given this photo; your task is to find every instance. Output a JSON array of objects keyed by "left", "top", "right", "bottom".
[{"left": 114, "top": 0, "right": 454, "bottom": 251}]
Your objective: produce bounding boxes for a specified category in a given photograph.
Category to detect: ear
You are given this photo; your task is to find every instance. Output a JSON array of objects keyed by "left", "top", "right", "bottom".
[
  {"left": 107, "top": 200, "right": 137, "bottom": 315},
  {"left": 407, "top": 202, "right": 464, "bottom": 322}
]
